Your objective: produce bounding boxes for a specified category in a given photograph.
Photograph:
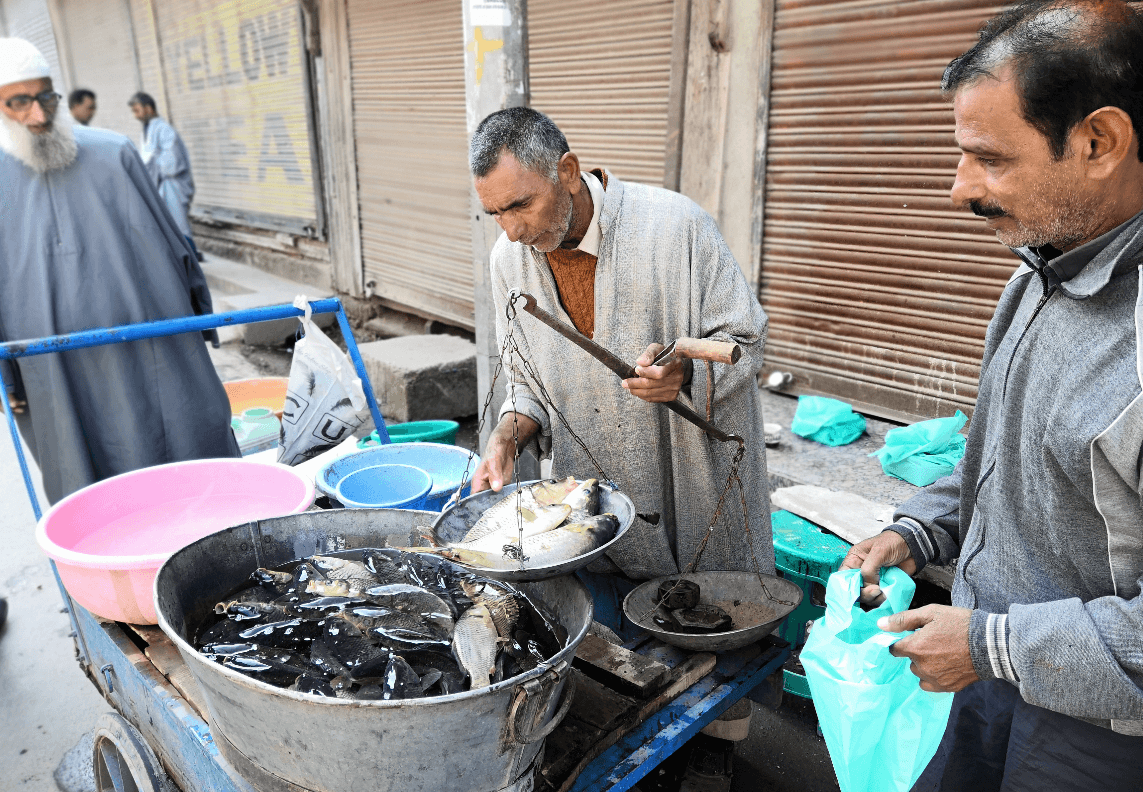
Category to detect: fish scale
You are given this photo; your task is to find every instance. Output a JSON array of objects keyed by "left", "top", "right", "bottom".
[{"left": 452, "top": 603, "right": 499, "bottom": 689}]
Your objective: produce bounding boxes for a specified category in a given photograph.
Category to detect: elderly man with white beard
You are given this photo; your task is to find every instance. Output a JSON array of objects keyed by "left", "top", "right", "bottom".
[{"left": 0, "top": 38, "right": 238, "bottom": 508}]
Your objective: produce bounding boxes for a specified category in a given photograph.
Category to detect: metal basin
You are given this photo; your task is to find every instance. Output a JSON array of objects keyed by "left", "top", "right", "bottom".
[
  {"left": 623, "top": 572, "right": 803, "bottom": 652},
  {"left": 154, "top": 508, "right": 592, "bottom": 792},
  {"left": 430, "top": 480, "right": 636, "bottom": 582}
]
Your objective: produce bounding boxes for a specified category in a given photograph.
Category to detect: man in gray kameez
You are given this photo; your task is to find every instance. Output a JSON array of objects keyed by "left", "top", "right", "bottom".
[
  {"left": 130, "top": 91, "right": 196, "bottom": 249},
  {"left": 0, "top": 38, "right": 238, "bottom": 506},
  {"left": 469, "top": 107, "right": 774, "bottom": 584}
]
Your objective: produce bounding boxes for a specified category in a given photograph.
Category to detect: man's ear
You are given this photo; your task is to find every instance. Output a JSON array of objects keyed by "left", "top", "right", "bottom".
[
  {"left": 558, "top": 151, "right": 582, "bottom": 192},
  {"left": 1078, "top": 106, "right": 1134, "bottom": 180}
]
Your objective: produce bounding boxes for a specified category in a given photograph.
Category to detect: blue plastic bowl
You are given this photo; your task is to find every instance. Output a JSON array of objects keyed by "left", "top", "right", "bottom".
[
  {"left": 334, "top": 464, "right": 433, "bottom": 510},
  {"left": 318, "top": 443, "right": 481, "bottom": 512}
]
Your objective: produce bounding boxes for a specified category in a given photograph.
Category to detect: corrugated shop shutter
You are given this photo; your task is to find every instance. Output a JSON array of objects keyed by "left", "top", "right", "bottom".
[
  {"left": 127, "top": 0, "right": 169, "bottom": 118},
  {"left": 1, "top": 0, "right": 64, "bottom": 86},
  {"left": 151, "top": 0, "right": 321, "bottom": 235},
  {"left": 54, "top": 0, "right": 141, "bottom": 141},
  {"left": 760, "top": 0, "right": 1014, "bottom": 421},
  {"left": 528, "top": 0, "right": 677, "bottom": 186},
  {"left": 347, "top": 0, "right": 473, "bottom": 329}
]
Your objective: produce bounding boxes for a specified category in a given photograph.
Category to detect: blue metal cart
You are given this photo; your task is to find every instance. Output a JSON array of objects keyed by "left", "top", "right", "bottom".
[{"left": 1, "top": 300, "right": 788, "bottom": 792}]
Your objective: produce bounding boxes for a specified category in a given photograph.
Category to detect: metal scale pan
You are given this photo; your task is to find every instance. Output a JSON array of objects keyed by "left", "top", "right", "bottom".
[{"left": 431, "top": 479, "right": 636, "bottom": 581}]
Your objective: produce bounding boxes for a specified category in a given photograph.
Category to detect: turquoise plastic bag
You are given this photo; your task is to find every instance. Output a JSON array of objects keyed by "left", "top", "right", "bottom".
[
  {"left": 790, "top": 395, "right": 866, "bottom": 446},
  {"left": 801, "top": 568, "right": 953, "bottom": 792},
  {"left": 870, "top": 410, "right": 968, "bottom": 487}
]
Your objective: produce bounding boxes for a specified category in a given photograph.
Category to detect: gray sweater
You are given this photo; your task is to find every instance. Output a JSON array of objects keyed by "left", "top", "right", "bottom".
[{"left": 889, "top": 210, "right": 1143, "bottom": 734}]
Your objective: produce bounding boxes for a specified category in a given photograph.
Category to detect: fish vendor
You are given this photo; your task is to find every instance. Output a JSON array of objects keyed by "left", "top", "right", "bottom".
[
  {"left": 841, "top": 1, "right": 1143, "bottom": 787},
  {"left": 0, "top": 38, "right": 238, "bottom": 505},
  {"left": 468, "top": 107, "right": 774, "bottom": 593}
]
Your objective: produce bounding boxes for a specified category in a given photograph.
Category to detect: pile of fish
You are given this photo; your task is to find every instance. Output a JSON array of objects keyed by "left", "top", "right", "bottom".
[
  {"left": 194, "top": 549, "right": 567, "bottom": 700},
  {"left": 435, "top": 477, "right": 619, "bottom": 570}
]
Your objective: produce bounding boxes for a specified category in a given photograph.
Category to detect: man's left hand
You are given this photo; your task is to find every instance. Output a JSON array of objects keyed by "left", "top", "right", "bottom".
[
  {"left": 622, "top": 343, "right": 692, "bottom": 403},
  {"left": 879, "top": 605, "right": 980, "bottom": 693}
]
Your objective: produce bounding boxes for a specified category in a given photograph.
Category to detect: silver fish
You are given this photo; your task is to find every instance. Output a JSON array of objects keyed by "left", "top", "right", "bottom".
[
  {"left": 461, "top": 477, "right": 580, "bottom": 545},
  {"left": 462, "top": 580, "right": 520, "bottom": 639},
  {"left": 444, "top": 513, "right": 620, "bottom": 570},
  {"left": 310, "top": 556, "right": 373, "bottom": 581},
  {"left": 305, "top": 578, "right": 375, "bottom": 598},
  {"left": 459, "top": 503, "right": 572, "bottom": 553},
  {"left": 562, "top": 478, "right": 600, "bottom": 523},
  {"left": 452, "top": 602, "right": 500, "bottom": 689}
]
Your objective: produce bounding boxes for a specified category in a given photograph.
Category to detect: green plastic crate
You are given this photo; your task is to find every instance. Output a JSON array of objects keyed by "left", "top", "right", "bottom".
[{"left": 771, "top": 510, "right": 851, "bottom": 698}]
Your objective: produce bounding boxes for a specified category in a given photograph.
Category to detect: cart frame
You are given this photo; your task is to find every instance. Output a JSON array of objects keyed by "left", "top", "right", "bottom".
[{"left": 1, "top": 301, "right": 789, "bottom": 792}]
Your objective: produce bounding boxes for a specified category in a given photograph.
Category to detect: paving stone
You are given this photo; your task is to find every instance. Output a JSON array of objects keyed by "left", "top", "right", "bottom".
[{"left": 357, "top": 334, "right": 478, "bottom": 423}]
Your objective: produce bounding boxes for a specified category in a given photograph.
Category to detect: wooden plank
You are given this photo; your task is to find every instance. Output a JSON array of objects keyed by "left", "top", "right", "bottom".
[
  {"left": 555, "top": 652, "right": 717, "bottom": 792},
  {"left": 145, "top": 640, "right": 211, "bottom": 724},
  {"left": 127, "top": 623, "right": 167, "bottom": 646},
  {"left": 574, "top": 633, "right": 672, "bottom": 698}
]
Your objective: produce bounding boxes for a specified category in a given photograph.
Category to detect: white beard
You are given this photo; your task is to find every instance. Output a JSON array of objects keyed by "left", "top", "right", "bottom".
[{"left": 0, "top": 112, "right": 78, "bottom": 174}]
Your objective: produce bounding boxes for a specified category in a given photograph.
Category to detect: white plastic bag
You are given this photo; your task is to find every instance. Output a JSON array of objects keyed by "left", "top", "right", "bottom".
[{"left": 277, "top": 296, "right": 371, "bottom": 466}]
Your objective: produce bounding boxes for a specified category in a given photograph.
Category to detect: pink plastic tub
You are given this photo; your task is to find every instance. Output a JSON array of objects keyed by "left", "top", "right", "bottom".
[{"left": 36, "top": 459, "right": 314, "bottom": 625}]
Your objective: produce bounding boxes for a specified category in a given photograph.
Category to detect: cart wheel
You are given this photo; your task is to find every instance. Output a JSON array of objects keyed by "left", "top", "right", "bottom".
[{"left": 91, "top": 712, "right": 165, "bottom": 792}]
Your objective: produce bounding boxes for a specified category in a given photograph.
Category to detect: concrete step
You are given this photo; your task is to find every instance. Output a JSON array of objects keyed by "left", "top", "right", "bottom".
[
  {"left": 357, "top": 334, "right": 478, "bottom": 423},
  {"left": 198, "top": 253, "right": 334, "bottom": 346}
]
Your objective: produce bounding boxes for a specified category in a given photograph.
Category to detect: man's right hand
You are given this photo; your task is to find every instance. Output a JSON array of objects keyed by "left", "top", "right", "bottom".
[
  {"left": 840, "top": 530, "right": 917, "bottom": 605},
  {"left": 471, "top": 413, "right": 539, "bottom": 493}
]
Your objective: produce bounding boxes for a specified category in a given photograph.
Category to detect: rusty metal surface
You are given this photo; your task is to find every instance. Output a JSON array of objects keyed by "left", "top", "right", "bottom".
[
  {"left": 759, "top": 0, "right": 1015, "bottom": 421},
  {"left": 528, "top": 0, "right": 676, "bottom": 186},
  {"left": 347, "top": 0, "right": 475, "bottom": 329}
]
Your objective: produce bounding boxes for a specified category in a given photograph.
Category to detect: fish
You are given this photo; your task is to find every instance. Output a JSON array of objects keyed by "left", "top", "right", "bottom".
[
  {"left": 562, "top": 478, "right": 600, "bottom": 523},
  {"left": 461, "top": 580, "right": 520, "bottom": 639},
  {"left": 458, "top": 503, "right": 572, "bottom": 553},
  {"left": 305, "top": 578, "right": 375, "bottom": 598},
  {"left": 460, "top": 478, "right": 580, "bottom": 545},
  {"left": 311, "top": 555, "right": 373, "bottom": 581},
  {"left": 381, "top": 655, "right": 424, "bottom": 700},
  {"left": 441, "top": 513, "right": 620, "bottom": 571},
  {"left": 452, "top": 603, "right": 500, "bottom": 689},
  {"left": 238, "top": 617, "right": 325, "bottom": 651},
  {"left": 363, "top": 583, "right": 458, "bottom": 625}
]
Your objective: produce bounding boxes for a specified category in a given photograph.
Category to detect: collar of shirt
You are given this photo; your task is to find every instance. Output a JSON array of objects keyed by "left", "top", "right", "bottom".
[
  {"left": 576, "top": 171, "right": 605, "bottom": 257},
  {"left": 1013, "top": 205, "right": 1143, "bottom": 297}
]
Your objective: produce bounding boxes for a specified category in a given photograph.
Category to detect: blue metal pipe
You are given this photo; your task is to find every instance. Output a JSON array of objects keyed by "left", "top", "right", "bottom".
[{"left": 1, "top": 298, "right": 391, "bottom": 519}]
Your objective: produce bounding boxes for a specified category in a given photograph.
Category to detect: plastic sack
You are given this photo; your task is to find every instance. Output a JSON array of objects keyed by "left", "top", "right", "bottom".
[
  {"left": 791, "top": 395, "right": 866, "bottom": 446},
  {"left": 870, "top": 410, "right": 967, "bottom": 487},
  {"left": 802, "top": 568, "right": 953, "bottom": 792},
  {"left": 277, "top": 297, "right": 371, "bottom": 466}
]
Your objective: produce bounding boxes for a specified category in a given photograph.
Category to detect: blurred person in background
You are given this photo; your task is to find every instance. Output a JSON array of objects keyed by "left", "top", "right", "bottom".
[{"left": 67, "top": 88, "right": 94, "bottom": 125}]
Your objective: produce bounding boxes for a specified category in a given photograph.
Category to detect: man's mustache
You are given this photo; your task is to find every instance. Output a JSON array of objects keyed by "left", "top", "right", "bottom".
[{"left": 969, "top": 200, "right": 1006, "bottom": 219}]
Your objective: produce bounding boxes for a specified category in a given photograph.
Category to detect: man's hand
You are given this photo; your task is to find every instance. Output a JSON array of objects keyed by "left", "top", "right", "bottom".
[
  {"left": 622, "top": 343, "right": 692, "bottom": 403},
  {"left": 880, "top": 605, "right": 979, "bottom": 693},
  {"left": 471, "top": 413, "right": 540, "bottom": 493},
  {"left": 840, "top": 531, "right": 917, "bottom": 605}
]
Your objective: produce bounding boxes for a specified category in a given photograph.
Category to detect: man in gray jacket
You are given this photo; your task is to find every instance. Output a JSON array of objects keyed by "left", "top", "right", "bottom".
[{"left": 842, "top": 1, "right": 1143, "bottom": 787}]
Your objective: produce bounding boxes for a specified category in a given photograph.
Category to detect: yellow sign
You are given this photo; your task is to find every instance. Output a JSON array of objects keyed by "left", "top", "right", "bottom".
[{"left": 155, "top": 0, "right": 317, "bottom": 231}]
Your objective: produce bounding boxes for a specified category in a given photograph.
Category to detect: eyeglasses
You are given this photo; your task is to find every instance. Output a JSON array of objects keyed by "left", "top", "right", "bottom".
[{"left": 4, "top": 91, "right": 61, "bottom": 113}]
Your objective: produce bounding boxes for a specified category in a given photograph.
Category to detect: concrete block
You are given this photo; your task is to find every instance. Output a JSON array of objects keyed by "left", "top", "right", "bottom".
[{"left": 358, "top": 334, "right": 478, "bottom": 423}]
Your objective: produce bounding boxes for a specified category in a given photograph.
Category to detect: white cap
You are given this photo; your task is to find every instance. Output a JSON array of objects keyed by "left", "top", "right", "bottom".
[{"left": 0, "top": 38, "right": 52, "bottom": 89}]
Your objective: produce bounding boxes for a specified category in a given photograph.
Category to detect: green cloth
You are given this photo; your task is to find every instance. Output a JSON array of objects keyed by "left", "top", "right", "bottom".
[
  {"left": 791, "top": 395, "right": 866, "bottom": 446},
  {"left": 871, "top": 410, "right": 967, "bottom": 487}
]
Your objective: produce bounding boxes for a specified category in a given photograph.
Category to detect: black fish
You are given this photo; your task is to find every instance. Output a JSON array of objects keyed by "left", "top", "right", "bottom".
[
  {"left": 291, "top": 675, "right": 336, "bottom": 697},
  {"left": 382, "top": 655, "right": 424, "bottom": 700},
  {"left": 238, "top": 618, "right": 325, "bottom": 651},
  {"left": 321, "top": 620, "right": 390, "bottom": 678}
]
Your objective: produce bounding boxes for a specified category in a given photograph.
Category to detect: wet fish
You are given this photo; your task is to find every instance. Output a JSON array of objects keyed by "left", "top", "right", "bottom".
[
  {"left": 462, "top": 581, "right": 519, "bottom": 639},
  {"left": 291, "top": 675, "right": 336, "bottom": 697},
  {"left": 452, "top": 603, "right": 500, "bottom": 689},
  {"left": 562, "top": 478, "right": 600, "bottom": 523},
  {"left": 460, "top": 478, "right": 580, "bottom": 545},
  {"left": 305, "top": 578, "right": 375, "bottom": 598},
  {"left": 442, "top": 514, "right": 620, "bottom": 570},
  {"left": 458, "top": 503, "right": 572, "bottom": 554},
  {"left": 382, "top": 655, "right": 424, "bottom": 700},
  {"left": 363, "top": 583, "right": 458, "bottom": 626},
  {"left": 238, "top": 617, "right": 325, "bottom": 651},
  {"left": 311, "top": 556, "right": 373, "bottom": 581}
]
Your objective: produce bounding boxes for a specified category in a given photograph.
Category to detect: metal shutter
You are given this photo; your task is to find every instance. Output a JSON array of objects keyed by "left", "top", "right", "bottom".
[
  {"left": 151, "top": 0, "right": 321, "bottom": 235},
  {"left": 54, "top": 0, "right": 141, "bottom": 141},
  {"left": 347, "top": 0, "right": 473, "bottom": 329},
  {"left": 528, "top": 0, "right": 677, "bottom": 186},
  {"left": 760, "top": 0, "right": 1013, "bottom": 421}
]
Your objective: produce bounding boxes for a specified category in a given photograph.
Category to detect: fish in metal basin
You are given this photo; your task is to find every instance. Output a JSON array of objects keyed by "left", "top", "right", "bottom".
[
  {"left": 460, "top": 477, "right": 580, "bottom": 545},
  {"left": 452, "top": 602, "right": 500, "bottom": 689},
  {"left": 442, "top": 513, "right": 620, "bottom": 570},
  {"left": 562, "top": 478, "right": 600, "bottom": 523}
]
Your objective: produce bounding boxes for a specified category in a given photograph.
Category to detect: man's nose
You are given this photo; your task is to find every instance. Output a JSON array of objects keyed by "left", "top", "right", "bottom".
[
  {"left": 498, "top": 216, "right": 524, "bottom": 243},
  {"left": 950, "top": 155, "right": 983, "bottom": 210},
  {"left": 27, "top": 100, "right": 49, "bottom": 127}
]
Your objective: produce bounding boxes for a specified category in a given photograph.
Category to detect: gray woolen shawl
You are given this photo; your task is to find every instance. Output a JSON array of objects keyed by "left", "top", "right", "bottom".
[
  {"left": 490, "top": 172, "right": 774, "bottom": 579},
  {"left": 0, "top": 126, "right": 238, "bottom": 504}
]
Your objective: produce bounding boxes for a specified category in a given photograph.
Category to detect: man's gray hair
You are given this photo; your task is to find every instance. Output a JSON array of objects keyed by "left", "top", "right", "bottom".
[{"left": 469, "top": 107, "right": 569, "bottom": 181}]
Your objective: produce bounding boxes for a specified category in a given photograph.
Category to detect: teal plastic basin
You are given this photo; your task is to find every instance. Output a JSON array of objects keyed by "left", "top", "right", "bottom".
[{"left": 358, "top": 420, "right": 459, "bottom": 448}]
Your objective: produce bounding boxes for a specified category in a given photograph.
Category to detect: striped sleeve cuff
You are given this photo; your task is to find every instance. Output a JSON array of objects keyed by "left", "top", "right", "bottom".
[
  {"left": 885, "top": 517, "right": 936, "bottom": 572},
  {"left": 969, "top": 610, "right": 1019, "bottom": 684}
]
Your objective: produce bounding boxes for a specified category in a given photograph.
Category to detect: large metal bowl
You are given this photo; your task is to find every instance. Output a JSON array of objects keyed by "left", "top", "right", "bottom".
[
  {"left": 430, "top": 479, "right": 635, "bottom": 582},
  {"left": 623, "top": 572, "right": 803, "bottom": 652}
]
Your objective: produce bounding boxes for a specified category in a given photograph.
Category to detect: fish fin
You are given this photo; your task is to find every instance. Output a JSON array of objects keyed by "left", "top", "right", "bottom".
[{"left": 520, "top": 506, "right": 538, "bottom": 522}]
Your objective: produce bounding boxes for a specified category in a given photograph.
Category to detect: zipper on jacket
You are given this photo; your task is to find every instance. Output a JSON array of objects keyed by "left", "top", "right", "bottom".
[{"left": 961, "top": 266, "right": 1056, "bottom": 602}]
